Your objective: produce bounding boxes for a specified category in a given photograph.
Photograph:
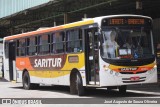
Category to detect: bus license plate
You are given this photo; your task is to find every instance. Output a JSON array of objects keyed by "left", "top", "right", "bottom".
[{"left": 130, "top": 77, "right": 140, "bottom": 81}]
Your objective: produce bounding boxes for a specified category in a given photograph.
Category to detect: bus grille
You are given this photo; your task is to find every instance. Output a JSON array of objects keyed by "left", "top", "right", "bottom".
[
  {"left": 122, "top": 77, "right": 146, "bottom": 83},
  {"left": 119, "top": 70, "right": 147, "bottom": 74}
]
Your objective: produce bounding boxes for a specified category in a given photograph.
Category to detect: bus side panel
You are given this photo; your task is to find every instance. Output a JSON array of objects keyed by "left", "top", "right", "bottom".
[
  {"left": 16, "top": 53, "right": 86, "bottom": 86},
  {"left": 99, "top": 57, "right": 118, "bottom": 86},
  {"left": 16, "top": 70, "right": 23, "bottom": 82},
  {"left": 61, "top": 53, "right": 86, "bottom": 86},
  {"left": 28, "top": 68, "right": 86, "bottom": 86},
  {"left": 3, "top": 58, "right": 10, "bottom": 81}
]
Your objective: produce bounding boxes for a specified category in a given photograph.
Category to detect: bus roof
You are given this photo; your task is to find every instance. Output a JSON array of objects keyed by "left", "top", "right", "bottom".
[
  {"left": 4, "top": 19, "right": 94, "bottom": 41},
  {"left": 4, "top": 14, "right": 151, "bottom": 41}
]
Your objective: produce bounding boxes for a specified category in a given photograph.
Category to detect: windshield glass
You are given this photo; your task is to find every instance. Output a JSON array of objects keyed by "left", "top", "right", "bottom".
[{"left": 101, "top": 27, "right": 153, "bottom": 59}]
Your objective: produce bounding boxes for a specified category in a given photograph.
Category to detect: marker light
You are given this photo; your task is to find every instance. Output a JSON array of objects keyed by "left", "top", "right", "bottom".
[{"left": 110, "top": 70, "right": 113, "bottom": 74}]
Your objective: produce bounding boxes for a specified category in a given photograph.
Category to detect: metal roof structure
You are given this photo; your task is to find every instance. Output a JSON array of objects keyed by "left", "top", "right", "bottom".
[{"left": 0, "top": 0, "right": 160, "bottom": 37}]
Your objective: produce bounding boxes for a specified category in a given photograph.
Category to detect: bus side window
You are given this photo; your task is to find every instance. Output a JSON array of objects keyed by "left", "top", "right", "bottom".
[
  {"left": 39, "top": 34, "right": 50, "bottom": 55},
  {"left": 51, "top": 33, "right": 56, "bottom": 54},
  {"left": 17, "top": 39, "right": 25, "bottom": 56},
  {"left": 66, "top": 29, "right": 82, "bottom": 53},
  {"left": 26, "top": 38, "right": 30, "bottom": 55},
  {"left": 55, "top": 32, "right": 65, "bottom": 53},
  {"left": 28, "top": 37, "right": 37, "bottom": 56}
]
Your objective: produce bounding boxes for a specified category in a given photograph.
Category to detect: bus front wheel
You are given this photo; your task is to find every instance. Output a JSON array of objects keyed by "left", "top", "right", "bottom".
[{"left": 70, "top": 72, "right": 85, "bottom": 96}]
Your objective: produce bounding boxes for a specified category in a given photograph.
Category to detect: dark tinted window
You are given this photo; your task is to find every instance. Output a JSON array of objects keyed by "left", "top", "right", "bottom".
[
  {"left": 38, "top": 34, "right": 50, "bottom": 55},
  {"left": 51, "top": 32, "right": 65, "bottom": 54},
  {"left": 17, "top": 39, "right": 25, "bottom": 56},
  {"left": 27, "top": 37, "right": 37, "bottom": 56},
  {"left": 66, "top": 29, "right": 82, "bottom": 53}
]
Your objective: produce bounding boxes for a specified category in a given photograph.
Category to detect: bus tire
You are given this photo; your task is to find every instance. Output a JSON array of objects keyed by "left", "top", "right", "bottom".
[
  {"left": 70, "top": 73, "right": 77, "bottom": 94},
  {"left": 23, "top": 71, "right": 38, "bottom": 90},
  {"left": 70, "top": 72, "right": 85, "bottom": 96},
  {"left": 76, "top": 73, "right": 85, "bottom": 96},
  {"left": 119, "top": 85, "right": 127, "bottom": 93}
]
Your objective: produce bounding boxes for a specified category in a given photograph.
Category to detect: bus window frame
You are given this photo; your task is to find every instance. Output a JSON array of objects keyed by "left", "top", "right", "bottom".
[
  {"left": 37, "top": 34, "right": 51, "bottom": 55},
  {"left": 50, "top": 30, "right": 66, "bottom": 55},
  {"left": 65, "top": 28, "right": 83, "bottom": 54},
  {"left": 26, "top": 36, "right": 38, "bottom": 56},
  {"left": 16, "top": 38, "right": 26, "bottom": 57}
]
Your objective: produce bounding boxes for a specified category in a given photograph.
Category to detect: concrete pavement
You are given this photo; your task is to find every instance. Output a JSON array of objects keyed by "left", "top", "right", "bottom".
[{"left": 0, "top": 78, "right": 160, "bottom": 107}]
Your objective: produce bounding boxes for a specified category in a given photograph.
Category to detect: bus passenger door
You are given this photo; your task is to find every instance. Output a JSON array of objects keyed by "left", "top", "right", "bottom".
[
  {"left": 8, "top": 41, "right": 16, "bottom": 81},
  {"left": 85, "top": 28, "right": 99, "bottom": 85}
]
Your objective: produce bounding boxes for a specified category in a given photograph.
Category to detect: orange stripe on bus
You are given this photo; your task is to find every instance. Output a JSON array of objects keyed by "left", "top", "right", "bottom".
[{"left": 16, "top": 57, "right": 34, "bottom": 70}]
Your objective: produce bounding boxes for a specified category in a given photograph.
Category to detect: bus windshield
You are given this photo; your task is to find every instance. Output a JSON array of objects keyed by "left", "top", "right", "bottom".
[{"left": 101, "top": 26, "right": 153, "bottom": 59}]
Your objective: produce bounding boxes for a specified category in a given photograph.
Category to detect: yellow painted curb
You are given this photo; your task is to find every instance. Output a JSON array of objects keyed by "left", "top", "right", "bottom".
[{"left": 11, "top": 80, "right": 16, "bottom": 83}]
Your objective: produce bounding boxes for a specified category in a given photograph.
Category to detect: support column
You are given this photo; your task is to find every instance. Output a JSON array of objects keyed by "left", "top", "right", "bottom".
[
  {"left": 10, "top": 28, "right": 14, "bottom": 35},
  {"left": 136, "top": 0, "right": 142, "bottom": 15},
  {"left": 84, "top": 14, "right": 87, "bottom": 18},
  {"left": 64, "top": 13, "right": 68, "bottom": 24}
]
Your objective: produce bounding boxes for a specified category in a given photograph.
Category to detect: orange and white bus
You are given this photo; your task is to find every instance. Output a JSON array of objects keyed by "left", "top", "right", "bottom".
[{"left": 3, "top": 15, "right": 157, "bottom": 96}]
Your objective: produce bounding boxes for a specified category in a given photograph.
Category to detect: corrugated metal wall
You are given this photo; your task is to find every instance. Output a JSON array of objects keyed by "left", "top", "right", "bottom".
[{"left": 0, "top": 0, "right": 51, "bottom": 18}]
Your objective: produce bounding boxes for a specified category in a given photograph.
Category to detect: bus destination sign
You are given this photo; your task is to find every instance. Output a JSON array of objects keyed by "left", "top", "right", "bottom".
[
  {"left": 102, "top": 17, "right": 151, "bottom": 26},
  {"left": 109, "top": 19, "right": 145, "bottom": 25}
]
